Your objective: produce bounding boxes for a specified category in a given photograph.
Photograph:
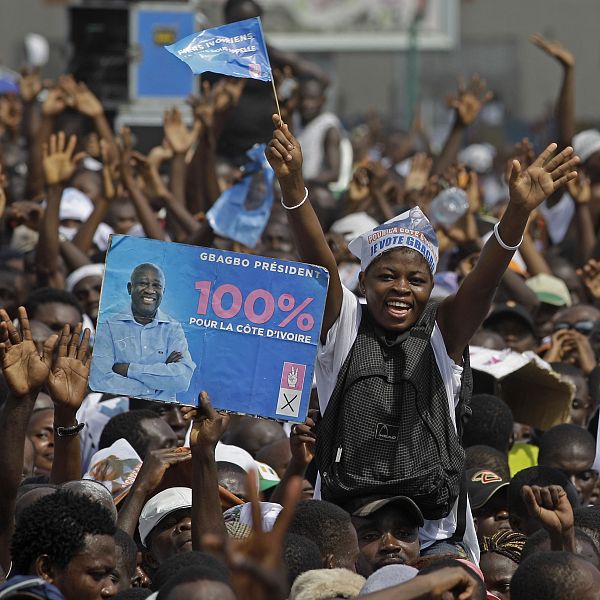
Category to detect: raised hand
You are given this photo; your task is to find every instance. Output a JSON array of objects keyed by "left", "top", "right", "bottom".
[
  {"left": 118, "top": 126, "right": 134, "bottom": 180},
  {"left": 19, "top": 68, "right": 42, "bottom": 103},
  {"left": 41, "top": 85, "right": 67, "bottom": 117},
  {"left": 5, "top": 200, "right": 44, "bottom": 231},
  {"left": 505, "top": 137, "right": 535, "bottom": 182},
  {"left": 522, "top": 484, "right": 574, "bottom": 544},
  {"left": 290, "top": 412, "right": 317, "bottom": 467},
  {"left": 42, "top": 131, "right": 84, "bottom": 186},
  {"left": 147, "top": 142, "right": 173, "bottom": 170},
  {"left": 544, "top": 329, "right": 575, "bottom": 364},
  {"left": 133, "top": 446, "right": 192, "bottom": 496},
  {"left": 73, "top": 81, "right": 104, "bottom": 118},
  {"left": 508, "top": 143, "right": 578, "bottom": 212},
  {"left": 577, "top": 258, "right": 600, "bottom": 301},
  {"left": 217, "top": 77, "right": 246, "bottom": 112},
  {"left": 567, "top": 172, "right": 591, "bottom": 205},
  {"left": 163, "top": 107, "right": 196, "bottom": 155},
  {"left": 405, "top": 153, "right": 433, "bottom": 193},
  {"left": 211, "top": 471, "right": 302, "bottom": 600},
  {"left": 130, "top": 150, "right": 169, "bottom": 199},
  {"left": 266, "top": 115, "right": 303, "bottom": 180},
  {"left": 189, "top": 391, "right": 230, "bottom": 451},
  {"left": 47, "top": 324, "right": 91, "bottom": 411},
  {"left": 530, "top": 33, "right": 575, "bottom": 69},
  {"left": 447, "top": 74, "right": 493, "bottom": 126},
  {"left": 0, "top": 307, "right": 57, "bottom": 398}
]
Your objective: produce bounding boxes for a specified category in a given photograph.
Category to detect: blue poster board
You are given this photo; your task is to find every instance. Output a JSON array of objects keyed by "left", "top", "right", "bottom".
[
  {"left": 90, "top": 236, "right": 329, "bottom": 423},
  {"left": 134, "top": 7, "right": 195, "bottom": 99}
]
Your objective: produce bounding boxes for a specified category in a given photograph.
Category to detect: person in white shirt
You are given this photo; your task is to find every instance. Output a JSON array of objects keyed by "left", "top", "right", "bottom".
[{"left": 266, "top": 113, "right": 579, "bottom": 563}]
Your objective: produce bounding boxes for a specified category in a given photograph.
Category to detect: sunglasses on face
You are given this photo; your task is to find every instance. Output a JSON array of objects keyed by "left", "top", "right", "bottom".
[{"left": 553, "top": 320, "right": 596, "bottom": 335}]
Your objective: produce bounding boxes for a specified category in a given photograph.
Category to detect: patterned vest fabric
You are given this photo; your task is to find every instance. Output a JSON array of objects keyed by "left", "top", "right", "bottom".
[{"left": 315, "top": 302, "right": 472, "bottom": 520}]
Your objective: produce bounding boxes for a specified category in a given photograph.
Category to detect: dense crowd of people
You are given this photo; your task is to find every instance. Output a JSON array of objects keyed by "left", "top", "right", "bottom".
[{"left": 1, "top": 0, "right": 600, "bottom": 598}]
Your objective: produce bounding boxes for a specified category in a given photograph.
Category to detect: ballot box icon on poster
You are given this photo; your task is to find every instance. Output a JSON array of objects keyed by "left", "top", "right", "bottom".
[{"left": 276, "top": 362, "right": 306, "bottom": 418}]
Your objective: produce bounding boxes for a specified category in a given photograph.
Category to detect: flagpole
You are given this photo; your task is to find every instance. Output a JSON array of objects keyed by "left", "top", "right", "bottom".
[
  {"left": 257, "top": 17, "right": 282, "bottom": 121},
  {"left": 270, "top": 78, "right": 282, "bottom": 120}
]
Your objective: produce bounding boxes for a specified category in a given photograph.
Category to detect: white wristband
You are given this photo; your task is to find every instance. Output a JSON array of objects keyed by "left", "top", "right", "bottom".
[
  {"left": 281, "top": 187, "right": 309, "bottom": 210},
  {"left": 493, "top": 221, "right": 523, "bottom": 251}
]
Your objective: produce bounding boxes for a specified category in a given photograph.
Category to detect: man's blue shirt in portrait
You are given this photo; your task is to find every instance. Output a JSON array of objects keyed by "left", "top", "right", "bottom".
[{"left": 90, "top": 306, "right": 196, "bottom": 401}]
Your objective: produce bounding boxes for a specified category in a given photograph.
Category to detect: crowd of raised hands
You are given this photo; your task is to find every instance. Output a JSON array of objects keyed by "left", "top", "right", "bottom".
[{"left": 2, "top": 25, "right": 600, "bottom": 600}]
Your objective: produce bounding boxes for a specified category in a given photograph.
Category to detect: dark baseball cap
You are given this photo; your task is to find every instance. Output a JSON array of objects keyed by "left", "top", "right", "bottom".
[
  {"left": 467, "top": 468, "right": 510, "bottom": 510},
  {"left": 483, "top": 303, "right": 536, "bottom": 334},
  {"left": 347, "top": 496, "right": 424, "bottom": 527}
]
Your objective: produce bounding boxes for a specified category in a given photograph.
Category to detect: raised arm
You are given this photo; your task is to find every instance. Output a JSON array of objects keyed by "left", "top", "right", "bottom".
[
  {"left": 119, "top": 128, "right": 165, "bottom": 241},
  {"left": 72, "top": 81, "right": 119, "bottom": 164},
  {"left": 19, "top": 69, "right": 43, "bottom": 199},
  {"left": 72, "top": 140, "right": 115, "bottom": 256},
  {"left": 36, "top": 132, "right": 83, "bottom": 288},
  {"left": 117, "top": 446, "right": 192, "bottom": 537},
  {"left": 47, "top": 324, "right": 91, "bottom": 484},
  {"left": 567, "top": 174, "right": 596, "bottom": 266},
  {"left": 522, "top": 484, "right": 576, "bottom": 553},
  {"left": 433, "top": 75, "right": 492, "bottom": 175},
  {"left": 163, "top": 107, "right": 198, "bottom": 242},
  {"left": 266, "top": 115, "right": 342, "bottom": 342},
  {"left": 0, "top": 308, "right": 56, "bottom": 573},
  {"left": 438, "top": 144, "right": 579, "bottom": 363},
  {"left": 531, "top": 33, "right": 575, "bottom": 149},
  {"left": 189, "top": 392, "right": 229, "bottom": 550}
]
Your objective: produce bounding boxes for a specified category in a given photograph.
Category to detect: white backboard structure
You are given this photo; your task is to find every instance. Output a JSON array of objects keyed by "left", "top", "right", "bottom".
[{"left": 199, "top": 0, "right": 459, "bottom": 50}]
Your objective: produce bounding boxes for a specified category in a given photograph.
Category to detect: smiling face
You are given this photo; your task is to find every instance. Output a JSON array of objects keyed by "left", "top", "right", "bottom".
[
  {"left": 128, "top": 265, "right": 165, "bottom": 322},
  {"left": 351, "top": 505, "right": 420, "bottom": 573},
  {"left": 359, "top": 248, "right": 433, "bottom": 333}
]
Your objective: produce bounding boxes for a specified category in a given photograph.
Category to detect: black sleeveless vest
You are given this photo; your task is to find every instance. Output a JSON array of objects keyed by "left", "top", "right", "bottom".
[{"left": 315, "top": 301, "right": 472, "bottom": 520}]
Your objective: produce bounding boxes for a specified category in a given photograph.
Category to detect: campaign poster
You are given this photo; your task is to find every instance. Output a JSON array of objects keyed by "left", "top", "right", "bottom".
[{"left": 89, "top": 235, "right": 329, "bottom": 422}]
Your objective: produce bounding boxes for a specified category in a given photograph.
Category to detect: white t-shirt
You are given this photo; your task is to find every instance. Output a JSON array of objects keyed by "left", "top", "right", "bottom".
[{"left": 314, "top": 286, "right": 479, "bottom": 562}]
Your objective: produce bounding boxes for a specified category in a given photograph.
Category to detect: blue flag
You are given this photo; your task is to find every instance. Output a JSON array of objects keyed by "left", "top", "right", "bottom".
[
  {"left": 164, "top": 17, "right": 272, "bottom": 82},
  {"left": 206, "top": 144, "right": 274, "bottom": 248}
]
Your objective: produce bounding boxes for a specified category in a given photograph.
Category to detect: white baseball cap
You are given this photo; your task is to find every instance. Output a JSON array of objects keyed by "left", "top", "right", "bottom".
[
  {"left": 573, "top": 129, "right": 600, "bottom": 163},
  {"left": 138, "top": 487, "right": 192, "bottom": 547}
]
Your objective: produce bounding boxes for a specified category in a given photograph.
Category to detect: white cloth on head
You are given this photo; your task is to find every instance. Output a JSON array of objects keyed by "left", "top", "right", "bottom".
[
  {"left": 313, "top": 285, "right": 480, "bottom": 563},
  {"left": 65, "top": 264, "right": 104, "bottom": 292},
  {"left": 348, "top": 206, "right": 439, "bottom": 273},
  {"left": 573, "top": 129, "right": 600, "bottom": 163},
  {"left": 223, "top": 501, "right": 283, "bottom": 532},
  {"left": 330, "top": 212, "right": 379, "bottom": 242},
  {"left": 359, "top": 565, "right": 418, "bottom": 595},
  {"left": 457, "top": 143, "right": 496, "bottom": 174},
  {"left": 59, "top": 187, "right": 94, "bottom": 222}
]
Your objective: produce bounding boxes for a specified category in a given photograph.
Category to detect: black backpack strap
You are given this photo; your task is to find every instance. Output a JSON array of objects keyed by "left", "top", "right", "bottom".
[
  {"left": 455, "top": 344, "right": 473, "bottom": 440},
  {"left": 448, "top": 471, "right": 468, "bottom": 543}
]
